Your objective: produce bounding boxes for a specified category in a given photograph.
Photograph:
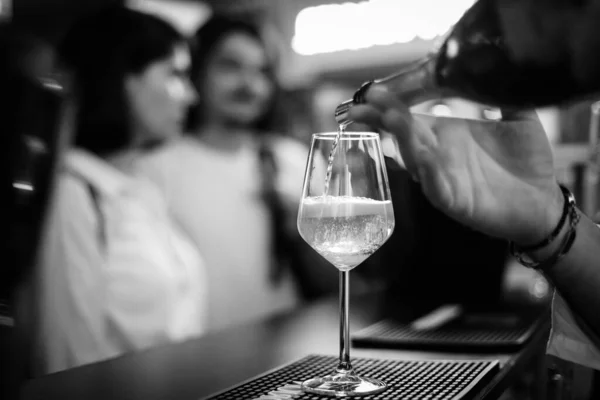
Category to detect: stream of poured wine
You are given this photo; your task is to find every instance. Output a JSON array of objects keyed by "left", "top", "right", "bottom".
[{"left": 323, "top": 125, "right": 345, "bottom": 195}]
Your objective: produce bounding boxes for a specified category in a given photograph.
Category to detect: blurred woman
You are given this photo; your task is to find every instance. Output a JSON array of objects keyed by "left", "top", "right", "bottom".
[
  {"left": 36, "top": 6, "right": 206, "bottom": 374},
  {"left": 136, "top": 15, "right": 335, "bottom": 332}
]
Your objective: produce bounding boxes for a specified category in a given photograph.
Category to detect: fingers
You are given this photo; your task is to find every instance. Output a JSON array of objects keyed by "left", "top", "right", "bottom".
[
  {"left": 349, "top": 87, "right": 423, "bottom": 173},
  {"left": 381, "top": 108, "right": 440, "bottom": 172},
  {"left": 351, "top": 86, "right": 440, "bottom": 148},
  {"left": 347, "top": 103, "right": 385, "bottom": 130},
  {"left": 380, "top": 106, "right": 413, "bottom": 147},
  {"left": 347, "top": 86, "right": 442, "bottom": 182},
  {"left": 348, "top": 86, "right": 411, "bottom": 131}
]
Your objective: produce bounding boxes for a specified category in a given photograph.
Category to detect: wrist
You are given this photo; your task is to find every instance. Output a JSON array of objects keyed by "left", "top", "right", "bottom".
[
  {"left": 527, "top": 211, "right": 569, "bottom": 263},
  {"left": 511, "top": 183, "right": 579, "bottom": 267},
  {"left": 516, "top": 183, "right": 565, "bottom": 249}
]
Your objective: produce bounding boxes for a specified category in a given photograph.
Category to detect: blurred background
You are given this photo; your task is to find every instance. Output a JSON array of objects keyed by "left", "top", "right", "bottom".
[
  {"left": 14, "top": 0, "right": 600, "bottom": 321},
  {"left": 11, "top": 0, "right": 558, "bottom": 135},
  {"left": 16, "top": 0, "right": 577, "bottom": 144},
  {"left": 13, "top": 0, "right": 586, "bottom": 143}
]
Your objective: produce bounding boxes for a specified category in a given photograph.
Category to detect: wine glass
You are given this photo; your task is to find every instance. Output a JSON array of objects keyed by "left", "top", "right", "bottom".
[{"left": 297, "top": 131, "right": 395, "bottom": 397}]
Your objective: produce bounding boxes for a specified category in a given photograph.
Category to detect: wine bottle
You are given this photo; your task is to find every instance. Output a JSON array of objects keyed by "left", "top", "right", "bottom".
[{"left": 335, "top": 0, "right": 600, "bottom": 126}]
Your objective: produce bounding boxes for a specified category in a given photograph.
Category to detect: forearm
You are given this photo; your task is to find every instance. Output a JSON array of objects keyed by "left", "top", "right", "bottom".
[{"left": 540, "top": 211, "right": 600, "bottom": 338}]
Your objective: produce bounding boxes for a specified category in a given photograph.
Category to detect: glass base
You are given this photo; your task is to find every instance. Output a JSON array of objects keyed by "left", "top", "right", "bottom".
[{"left": 301, "top": 373, "right": 387, "bottom": 397}]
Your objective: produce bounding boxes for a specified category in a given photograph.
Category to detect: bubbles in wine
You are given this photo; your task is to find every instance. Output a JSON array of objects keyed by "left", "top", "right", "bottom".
[{"left": 298, "top": 196, "right": 394, "bottom": 271}]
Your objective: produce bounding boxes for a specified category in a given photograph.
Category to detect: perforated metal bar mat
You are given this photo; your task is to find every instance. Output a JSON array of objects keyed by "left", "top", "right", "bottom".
[
  {"left": 202, "top": 354, "right": 499, "bottom": 400},
  {"left": 352, "top": 316, "right": 541, "bottom": 352}
]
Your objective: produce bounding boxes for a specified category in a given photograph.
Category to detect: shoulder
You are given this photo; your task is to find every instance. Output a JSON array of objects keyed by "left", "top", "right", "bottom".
[
  {"left": 134, "top": 137, "right": 199, "bottom": 184},
  {"left": 138, "top": 136, "right": 209, "bottom": 166},
  {"left": 55, "top": 172, "right": 94, "bottom": 212},
  {"left": 42, "top": 171, "right": 98, "bottom": 245},
  {"left": 139, "top": 137, "right": 195, "bottom": 165}
]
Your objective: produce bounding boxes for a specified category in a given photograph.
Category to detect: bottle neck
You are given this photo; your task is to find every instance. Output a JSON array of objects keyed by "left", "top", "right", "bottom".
[
  {"left": 334, "top": 55, "right": 444, "bottom": 127},
  {"left": 373, "top": 55, "right": 442, "bottom": 106}
]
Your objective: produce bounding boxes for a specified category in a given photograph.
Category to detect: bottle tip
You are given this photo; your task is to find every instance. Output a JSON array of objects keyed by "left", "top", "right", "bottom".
[{"left": 334, "top": 99, "right": 353, "bottom": 126}]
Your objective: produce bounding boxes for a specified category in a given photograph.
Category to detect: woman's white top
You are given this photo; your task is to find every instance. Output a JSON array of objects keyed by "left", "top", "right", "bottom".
[
  {"left": 36, "top": 149, "right": 208, "bottom": 374},
  {"left": 135, "top": 135, "right": 310, "bottom": 332}
]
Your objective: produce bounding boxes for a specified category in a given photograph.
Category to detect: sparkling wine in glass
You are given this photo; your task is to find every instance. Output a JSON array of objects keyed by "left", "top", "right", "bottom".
[{"left": 297, "top": 131, "right": 395, "bottom": 397}]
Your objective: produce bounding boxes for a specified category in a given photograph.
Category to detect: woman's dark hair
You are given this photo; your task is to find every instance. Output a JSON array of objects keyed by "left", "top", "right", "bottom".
[
  {"left": 58, "top": 6, "right": 185, "bottom": 156},
  {"left": 188, "top": 14, "right": 281, "bottom": 132}
]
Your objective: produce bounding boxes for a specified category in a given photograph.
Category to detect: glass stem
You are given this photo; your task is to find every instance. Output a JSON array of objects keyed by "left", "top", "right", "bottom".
[{"left": 337, "top": 270, "right": 353, "bottom": 374}]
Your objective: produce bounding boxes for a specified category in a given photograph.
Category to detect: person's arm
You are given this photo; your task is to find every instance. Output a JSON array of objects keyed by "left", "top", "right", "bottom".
[
  {"left": 525, "top": 196, "right": 600, "bottom": 340},
  {"left": 347, "top": 86, "right": 600, "bottom": 368},
  {"left": 38, "top": 176, "right": 116, "bottom": 372}
]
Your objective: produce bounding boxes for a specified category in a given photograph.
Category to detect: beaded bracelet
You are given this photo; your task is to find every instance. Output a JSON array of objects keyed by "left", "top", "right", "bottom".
[{"left": 509, "top": 184, "right": 580, "bottom": 271}]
